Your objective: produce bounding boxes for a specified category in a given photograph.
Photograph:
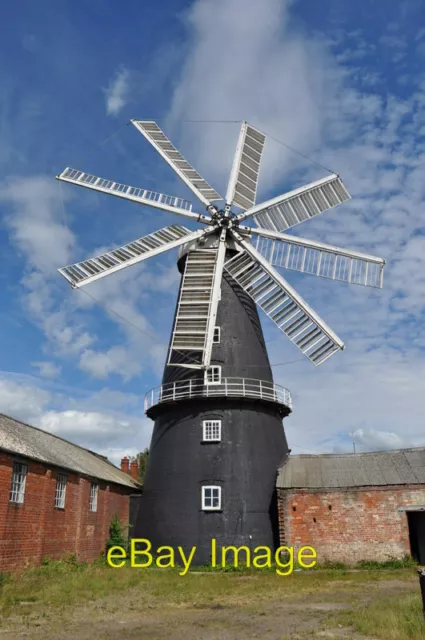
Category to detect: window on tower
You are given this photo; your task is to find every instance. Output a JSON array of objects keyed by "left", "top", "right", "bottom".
[
  {"left": 202, "top": 420, "right": 222, "bottom": 442},
  {"left": 202, "top": 486, "right": 221, "bottom": 510},
  {"left": 205, "top": 365, "right": 221, "bottom": 384},
  {"left": 213, "top": 326, "right": 221, "bottom": 343}
]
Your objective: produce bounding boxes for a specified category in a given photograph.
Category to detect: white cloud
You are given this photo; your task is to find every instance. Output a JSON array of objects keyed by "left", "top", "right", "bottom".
[
  {"left": 39, "top": 408, "right": 152, "bottom": 462},
  {"left": 39, "top": 409, "right": 143, "bottom": 446},
  {"left": 42, "top": 309, "right": 94, "bottom": 356},
  {"left": 167, "top": 0, "right": 335, "bottom": 196},
  {"left": 0, "top": 378, "right": 51, "bottom": 424},
  {"left": 31, "top": 361, "right": 62, "bottom": 379},
  {"left": 1, "top": 174, "right": 167, "bottom": 383},
  {"left": 104, "top": 68, "right": 130, "bottom": 116},
  {"left": 79, "top": 346, "right": 142, "bottom": 380},
  {"left": 278, "top": 347, "right": 425, "bottom": 455},
  {"left": 0, "top": 375, "right": 152, "bottom": 464},
  {"left": 1, "top": 176, "right": 96, "bottom": 360},
  {"left": 1, "top": 176, "right": 75, "bottom": 273},
  {"left": 71, "top": 261, "right": 171, "bottom": 379},
  {"left": 87, "top": 388, "right": 140, "bottom": 409},
  {"left": 352, "top": 428, "right": 407, "bottom": 451}
]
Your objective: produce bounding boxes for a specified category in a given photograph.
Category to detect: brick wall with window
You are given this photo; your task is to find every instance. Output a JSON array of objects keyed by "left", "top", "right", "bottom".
[{"left": 0, "top": 451, "right": 133, "bottom": 572}]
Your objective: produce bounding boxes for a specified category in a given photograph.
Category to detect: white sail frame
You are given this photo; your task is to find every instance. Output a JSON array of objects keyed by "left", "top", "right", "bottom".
[
  {"left": 59, "top": 226, "right": 215, "bottom": 288},
  {"left": 251, "top": 226, "right": 385, "bottom": 288},
  {"left": 235, "top": 173, "right": 350, "bottom": 227},
  {"left": 57, "top": 168, "right": 211, "bottom": 224},
  {"left": 225, "top": 121, "right": 265, "bottom": 211},
  {"left": 131, "top": 120, "right": 222, "bottom": 207},
  {"left": 230, "top": 229, "right": 344, "bottom": 361}
]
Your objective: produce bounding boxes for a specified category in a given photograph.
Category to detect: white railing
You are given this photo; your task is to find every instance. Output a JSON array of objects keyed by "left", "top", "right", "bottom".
[{"left": 144, "top": 377, "right": 292, "bottom": 413}]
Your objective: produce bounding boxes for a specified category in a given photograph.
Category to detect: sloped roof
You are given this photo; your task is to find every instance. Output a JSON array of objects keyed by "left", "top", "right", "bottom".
[
  {"left": 277, "top": 447, "right": 425, "bottom": 489},
  {"left": 0, "top": 414, "right": 140, "bottom": 490}
]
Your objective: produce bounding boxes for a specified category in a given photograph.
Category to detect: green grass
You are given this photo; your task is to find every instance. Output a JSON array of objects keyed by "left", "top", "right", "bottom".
[
  {"left": 333, "top": 592, "right": 425, "bottom": 639},
  {"left": 0, "top": 556, "right": 422, "bottom": 639},
  {"left": 0, "top": 560, "right": 412, "bottom": 608},
  {"left": 356, "top": 555, "right": 417, "bottom": 570}
]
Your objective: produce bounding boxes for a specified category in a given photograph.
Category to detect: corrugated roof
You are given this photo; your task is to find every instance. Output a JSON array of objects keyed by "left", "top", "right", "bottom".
[
  {"left": 0, "top": 414, "right": 140, "bottom": 490},
  {"left": 277, "top": 447, "right": 425, "bottom": 489}
]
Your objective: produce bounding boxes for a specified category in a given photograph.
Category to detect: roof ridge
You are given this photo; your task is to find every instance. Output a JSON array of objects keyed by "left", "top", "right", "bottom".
[
  {"left": 0, "top": 413, "right": 139, "bottom": 487},
  {"left": 288, "top": 446, "right": 425, "bottom": 458},
  {"left": 0, "top": 412, "right": 118, "bottom": 465}
]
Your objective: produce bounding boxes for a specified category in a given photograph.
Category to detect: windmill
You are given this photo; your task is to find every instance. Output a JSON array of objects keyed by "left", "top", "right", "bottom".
[{"left": 57, "top": 120, "right": 385, "bottom": 563}]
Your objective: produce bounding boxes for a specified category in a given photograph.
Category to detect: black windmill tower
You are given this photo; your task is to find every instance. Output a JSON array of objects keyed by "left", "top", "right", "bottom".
[{"left": 57, "top": 121, "right": 385, "bottom": 564}]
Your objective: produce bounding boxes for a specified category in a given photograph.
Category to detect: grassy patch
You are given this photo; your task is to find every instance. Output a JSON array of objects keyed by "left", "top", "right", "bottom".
[
  {"left": 0, "top": 556, "right": 419, "bottom": 637},
  {"left": 356, "top": 555, "right": 417, "bottom": 570},
  {"left": 333, "top": 592, "right": 425, "bottom": 639},
  {"left": 0, "top": 556, "right": 143, "bottom": 618}
]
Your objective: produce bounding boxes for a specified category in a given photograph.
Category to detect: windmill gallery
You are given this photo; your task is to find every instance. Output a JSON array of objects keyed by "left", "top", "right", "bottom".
[{"left": 57, "top": 121, "right": 385, "bottom": 566}]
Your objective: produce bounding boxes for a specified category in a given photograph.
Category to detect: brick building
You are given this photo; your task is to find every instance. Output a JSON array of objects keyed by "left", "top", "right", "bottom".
[
  {"left": 276, "top": 448, "right": 425, "bottom": 564},
  {"left": 0, "top": 414, "right": 141, "bottom": 572}
]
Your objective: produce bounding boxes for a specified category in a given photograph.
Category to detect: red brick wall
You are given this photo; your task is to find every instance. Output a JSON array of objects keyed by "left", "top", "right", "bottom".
[
  {"left": 277, "top": 485, "right": 425, "bottom": 564},
  {"left": 0, "top": 451, "right": 133, "bottom": 572}
]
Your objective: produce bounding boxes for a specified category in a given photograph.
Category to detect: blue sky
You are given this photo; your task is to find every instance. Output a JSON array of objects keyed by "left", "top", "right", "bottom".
[{"left": 1, "top": 0, "right": 425, "bottom": 464}]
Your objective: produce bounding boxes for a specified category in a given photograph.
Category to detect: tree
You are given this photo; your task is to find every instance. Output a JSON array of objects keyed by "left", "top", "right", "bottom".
[
  {"left": 106, "top": 514, "right": 126, "bottom": 552},
  {"left": 136, "top": 448, "right": 149, "bottom": 485}
]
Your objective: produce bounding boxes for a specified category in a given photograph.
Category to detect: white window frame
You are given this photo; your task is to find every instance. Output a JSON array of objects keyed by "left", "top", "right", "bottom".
[
  {"left": 202, "top": 485, "right": 222, "bottom": 511},
  {"left": 202, "top": 420, "right": 222, "bottom": 442},
  {"left": 205, "top": 365, "right": 221, "bottom": 385},
  {"left": 213, "top": 326, "right": 221, "bottom": 343},
  {"left": 55, "top": 473, "right": 67, "bottom": 509},
  {"left": 89, "top": 483, "right": 98, "bottom": 512},
  {"left": 9, "top": 462, "right": 28, "bottom": 504}
]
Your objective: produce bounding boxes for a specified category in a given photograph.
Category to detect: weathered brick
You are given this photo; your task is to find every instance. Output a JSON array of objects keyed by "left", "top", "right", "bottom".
[
  {"left": 277, "top": 485, "right": 424, "bottom": 563},
  {"left": 0, "top": 453, "right": 134, "bottom": 572}
]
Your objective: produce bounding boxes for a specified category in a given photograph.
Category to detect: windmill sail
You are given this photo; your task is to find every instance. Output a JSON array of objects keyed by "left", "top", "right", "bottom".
[
  {"left": 227, "top": 233, "right": 344, "bottom": 365},
  {"left": 132, "top": 121, "right": 222, "bottom": 206},
  {"left": 168, "top": 247, "right": 225, "bottom": 369},
  {"left": 56, "top": 168, "right": 208, "bottom": 222},
  {"left": 236, "top": 174, "right": 350, "bottom": 230},
  {"left": 57, "top": 114, "right": 385, "bottom": 371},
  {"left": 59, "top": 226, "right": 209, "bottom": 288},
  {"left": 226, "top": 122, "right": 265, "bottom": 211},
  {"left": 252, "top": 228, "right": 385, "bottom": 288}
]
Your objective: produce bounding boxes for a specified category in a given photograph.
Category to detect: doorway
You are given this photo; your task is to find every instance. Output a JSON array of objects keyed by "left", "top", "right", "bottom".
[{"left": 407, "top": 511, "right": 425, "bottom": 564}]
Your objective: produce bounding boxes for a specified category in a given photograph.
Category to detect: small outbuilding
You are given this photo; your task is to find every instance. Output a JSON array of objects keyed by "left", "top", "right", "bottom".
[
  {"left": 276, "top": 448, "right": 425, "bottom": 564},
  {"left": 0, "top": 414, "right": 141, "bottom": 572}
]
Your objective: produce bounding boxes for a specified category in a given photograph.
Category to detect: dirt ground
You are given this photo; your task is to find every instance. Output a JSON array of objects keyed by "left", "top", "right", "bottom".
[{"left": 0, "top": 572, "right": 419, "bottom": 640}]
